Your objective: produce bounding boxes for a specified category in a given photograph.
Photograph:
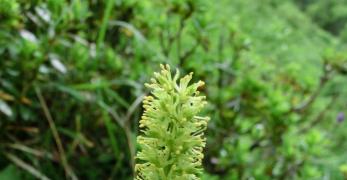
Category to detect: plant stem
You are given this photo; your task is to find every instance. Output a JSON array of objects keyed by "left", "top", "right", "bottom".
[{"left": 97, "top": 0, "right": 114, "bottom": 49}]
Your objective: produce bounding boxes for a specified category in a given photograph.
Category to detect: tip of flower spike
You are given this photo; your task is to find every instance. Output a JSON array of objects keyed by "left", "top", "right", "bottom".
[
  {"left": 197, "top": 81, "right": 205, "bottom": 91},
  {"left": 173, "top": 69, "right": 180, "bottom": 81},
  {"left": 181, "top": 73, "right": 193, "bottom": 83},
  {"left": 198, "top": 80, "right": 205, "bottom": 86},
  {"left": 160, "top": 64, "right": 165, "bottom": 69},
  {"left": 154, "top": 72, "right": 160, "bottom": 78},
  {"left": 150, "top": 78, "right": 157, "bottom": 83},
  {"left": 160, "top": 64, "right": 171, "bottom": 71}
]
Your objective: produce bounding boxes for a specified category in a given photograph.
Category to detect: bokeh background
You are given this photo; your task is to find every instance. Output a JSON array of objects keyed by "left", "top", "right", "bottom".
[{"left": 1, "top": 0, "right": 347, "bottom": 179}]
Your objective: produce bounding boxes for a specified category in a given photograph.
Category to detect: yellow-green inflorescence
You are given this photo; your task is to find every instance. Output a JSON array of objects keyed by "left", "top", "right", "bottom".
[{"left": 135, "top": 64, "right": 210, "bottom": 180}]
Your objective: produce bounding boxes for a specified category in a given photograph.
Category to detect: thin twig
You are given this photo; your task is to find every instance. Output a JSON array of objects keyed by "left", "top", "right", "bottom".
[
  {"left": 97, "top": 100, "right": 123, "bottom": 126},
  {"left": 96, "top": 0, "right": 114, "bottom": 49},
  {"left": 101, "top": 92, "right": 141, "bottom": 177},
  {"left": 179, "top": 40, "right": 200, "bottom": 66},
  {"left": 124, "top": 93, "right": 146, "bottom": 126},
  {"left": 159, "top": 31, "right": 169, "bottom": 57},
  {"left": 35, "top": 87, "right": 78, "bottom": 180},
  {"left": 124, "top": 125, "right": 135, "bottom": 176},
  {"left": 6, "top": 126, "right": 39, "bottom": 133},
  {"left": 291, "top": 62, "right": 331, "bottom": 113},
  {"left": 124, "top": 94, "right": 146, "bottom": 174},
  {"left": 299, "top": 94, "right": 339, "bottom": 134},
  {"left": 176, "top": 18, "right": 186, "bottom": 63},
  {"left": 102, "top": 109, "right": 135, "bottom": 177},
  {"left": 5, "top": 143, "right": 54, "bottom": 160},
  {"left": 4, "top": 152, "right": 51, "bottom": 180}
]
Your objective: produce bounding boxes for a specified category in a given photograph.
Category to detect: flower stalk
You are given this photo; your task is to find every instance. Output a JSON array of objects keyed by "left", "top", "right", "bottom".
[{"left": 135, "top": 64, "right": 209, "bottom": 180}]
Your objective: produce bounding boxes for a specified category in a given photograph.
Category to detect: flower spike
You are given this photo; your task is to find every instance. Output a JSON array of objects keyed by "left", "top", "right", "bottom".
[{"left": 135, "top": 64, "right": 209, "bottom": 180}]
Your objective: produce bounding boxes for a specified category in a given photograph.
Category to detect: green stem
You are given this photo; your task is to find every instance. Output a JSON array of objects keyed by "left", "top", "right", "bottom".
[{"left": 97, "top": 0, "right": 114, "bottom": 49}]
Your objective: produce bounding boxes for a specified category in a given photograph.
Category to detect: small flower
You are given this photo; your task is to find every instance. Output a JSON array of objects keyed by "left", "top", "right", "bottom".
[
  {"left": 210, "top": 157, "right": 219, "bottom": 165},
  {"left": 337, "top": 112, "right": 345, "bottom": 123},
  {"left": 135, "top": 64, "right": 209, "bottom": 180}
]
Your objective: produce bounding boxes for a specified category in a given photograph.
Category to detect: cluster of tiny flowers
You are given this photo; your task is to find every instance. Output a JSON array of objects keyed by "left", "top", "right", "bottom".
[{"left": 135, "top": 64, "right": 209, "bottom": 180}]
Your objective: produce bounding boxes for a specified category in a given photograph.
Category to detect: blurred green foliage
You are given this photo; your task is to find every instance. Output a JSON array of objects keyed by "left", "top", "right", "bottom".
[{"left": 1, "top": 0, "right": 347, "bottom": 179}]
